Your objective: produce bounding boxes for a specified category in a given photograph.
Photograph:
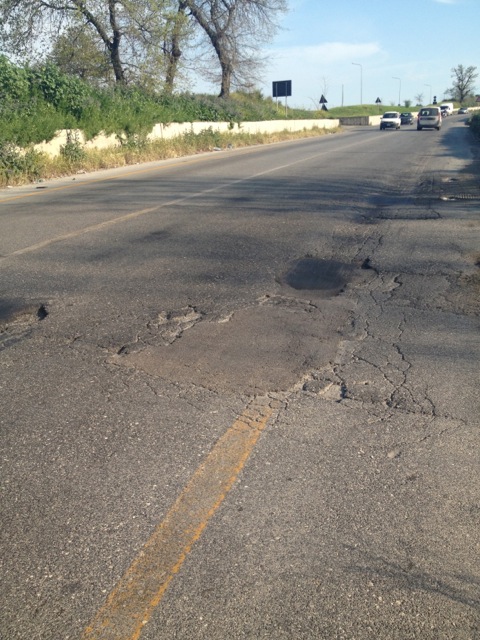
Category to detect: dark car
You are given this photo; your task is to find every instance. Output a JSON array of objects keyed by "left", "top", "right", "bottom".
[{"left": 400, "top": 112, "right": 415, "bottom": 125}]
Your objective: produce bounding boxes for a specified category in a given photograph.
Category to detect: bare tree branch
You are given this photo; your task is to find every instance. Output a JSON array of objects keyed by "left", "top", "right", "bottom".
[{"left": 183, "top": 0, "right": 287, "bottom": 97}]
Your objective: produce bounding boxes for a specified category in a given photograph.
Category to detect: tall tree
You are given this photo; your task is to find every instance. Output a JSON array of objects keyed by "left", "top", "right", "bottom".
[
  {"left": 49, "top": 24, "right": 113, "bottom": 86},
  {"left": 183, "top": 0, "right": 287, "bottom": 98},
  {"left": 0, "top": 0, "right": 184, "bottom": 87},
  {"left": 163, "top": 0, "right": 192, "bottom": 93},
  {"left": 446, "top": 64, "right": 478, "bottom": 103}
]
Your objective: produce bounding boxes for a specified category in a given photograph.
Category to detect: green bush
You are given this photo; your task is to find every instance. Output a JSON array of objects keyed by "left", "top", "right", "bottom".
[
  {"left": 469, "top": 113, "right": 480, "bottom": 137},
  {"left": 60, "top": 131, "right": 87, "bottom": 164},
  {"left": 0, "top": 58, "right": 330, "bottom": 148},
  {"left": 0, "top": 55, "right": 30, "bottom": 102},
  {"left": 30, "top": 63, "right": 92, "bottom": 119},
  {"left": 0, "top": 142, "right": 45, "bottom": 183},
  {"left": 0, "top": 96, "right": 65, "bottom": 146}
]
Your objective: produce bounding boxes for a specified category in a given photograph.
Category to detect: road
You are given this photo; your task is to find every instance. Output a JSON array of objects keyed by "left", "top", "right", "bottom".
[{"left": 1, "top": 117, "right": 479, "bottom": 639}]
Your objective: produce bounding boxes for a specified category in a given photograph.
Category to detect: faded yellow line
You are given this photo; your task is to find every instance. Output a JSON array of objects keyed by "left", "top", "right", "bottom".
[
  {"left": 2, "top": 134, "right": 373, "bottom": 260},
  {"left": 0, "top": 155, "right": 221, "bottom": 204},
  {"left": 0, "top": 145, "right": 259, "bottom": 204},
  {"left": 1, "top": 153, "right": 279, "bottom": 260},
  {"left": 3, "top": 205, "right": 160, "bottom": 259},
  {"left": 1, "top": 176, "right": 236, "bottom": 259},
  {"left": 82, "top": 398, "right": 278, "bottom": 640}
]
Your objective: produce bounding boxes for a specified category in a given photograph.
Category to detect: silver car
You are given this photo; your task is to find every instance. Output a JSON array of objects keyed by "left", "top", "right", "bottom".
[{"left": 417, "top": 106, "right": 442, "bottom": 131}]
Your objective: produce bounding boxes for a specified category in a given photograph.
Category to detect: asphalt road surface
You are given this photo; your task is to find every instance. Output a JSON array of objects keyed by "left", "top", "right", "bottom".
[{"left": 1, "top": 116, "right": 479, "bottom": 640}]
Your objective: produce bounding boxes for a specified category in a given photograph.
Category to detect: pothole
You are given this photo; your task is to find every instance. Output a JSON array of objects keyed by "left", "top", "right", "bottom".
[
  {"left": 0, "top": 301, "right": 48, "bottom": 326},
  {"left": 116, "top": 305, "right": 203, "bottom": 354},
  {"left": 280, "top": 257, "right": 353, "bottom": 296},
  {"left": 0, "top": 302, "right": 48, "bottom": 350}
]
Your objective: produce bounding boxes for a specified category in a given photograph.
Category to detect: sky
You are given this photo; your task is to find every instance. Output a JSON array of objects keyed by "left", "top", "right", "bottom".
[{"left": 197, "top": 0, "right": 480, "bottom": 109}]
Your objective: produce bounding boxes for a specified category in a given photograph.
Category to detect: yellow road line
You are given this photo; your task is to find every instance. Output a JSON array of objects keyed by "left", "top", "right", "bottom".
[
  {"left": 82, "top": 398, "right": 278, "bottom": 640},
  {"left": 3, "top": 205, "right": 160, "bottom": 259},
  {"left": 0, "top": 145, "right": 259, "bottom": 204},
  {"left": 0, "top": 152, "right": 286, "bottom": 260},
  {"left": 1, "top": 175, "right": 237, "bottom": 259},
  {"left": 2, "top": 134, "right": 375, "bottom": 261}
]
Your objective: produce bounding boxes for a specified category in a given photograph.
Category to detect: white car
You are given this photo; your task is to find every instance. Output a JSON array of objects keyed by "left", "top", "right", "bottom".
[
  {"left": 440, "top": 102, "right": 454, "bottom": 116},
  {"left": 380, "top": 111, "right": 401, "bottom": 130}
]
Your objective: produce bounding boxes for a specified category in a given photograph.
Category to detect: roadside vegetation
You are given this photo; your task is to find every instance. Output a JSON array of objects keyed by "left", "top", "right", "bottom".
[
  {"left": 0, "top": 125, "right": 340, "bottom": 187},
  {"left": 469, "top": 113, "right": 480, "bottom": 138},
  {"left": 0, "top": 56, "right": 337, "bottom": 187},
  {"left": 0, "top": 56, "right": 478, "bottom": 187}
]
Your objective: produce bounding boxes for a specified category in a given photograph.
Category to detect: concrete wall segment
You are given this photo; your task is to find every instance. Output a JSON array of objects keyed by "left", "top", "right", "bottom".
[{"left": 32, "top": 118, "right": 340, "bottom": 157}]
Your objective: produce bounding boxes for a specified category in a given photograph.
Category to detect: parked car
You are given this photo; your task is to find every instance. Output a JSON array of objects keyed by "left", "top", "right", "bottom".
[
  {"left": 400, "top": 112, "right": 415, "bottom": 125},
  {"left": 417, "top": 106, "right": 442, "bottom": 131},
  {"left": 380, "top": 111, "right": 401, "bottom": 130},
  {"left": 458, "top": 107, "right": 469, "bottom": 114}
]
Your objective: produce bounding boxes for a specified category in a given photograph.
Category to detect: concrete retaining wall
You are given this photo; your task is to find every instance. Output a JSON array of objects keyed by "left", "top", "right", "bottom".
[
  {"left": 339, "top": 115, "right": 382, "bottom": 126},
  {"left": 33, "top": 118, "right": 340, "bottom": 157}
]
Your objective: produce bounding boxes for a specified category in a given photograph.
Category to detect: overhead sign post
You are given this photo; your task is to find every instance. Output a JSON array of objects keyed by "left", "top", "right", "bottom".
[{"left": 273, "top": 80, "right": 292, "bottom": 116}]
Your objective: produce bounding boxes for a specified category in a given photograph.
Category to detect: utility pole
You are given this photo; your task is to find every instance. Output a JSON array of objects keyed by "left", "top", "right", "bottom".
[
  {"left": 352, "top": 63, "right": 363, "bottom": 105},
  {"left": 392, "top": 76, "right": 401, "bottom": 106}
]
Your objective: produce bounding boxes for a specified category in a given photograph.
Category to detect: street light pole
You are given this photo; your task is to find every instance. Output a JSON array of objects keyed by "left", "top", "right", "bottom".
[
  {"left": 392, "top": 76, "right": 401, "bottom": 106},
  {"left": 352, "top": 62, "right": 363, "bottom": 105},
  {"left": 424, "top": 84, "right": 432, "bottom": 104}
]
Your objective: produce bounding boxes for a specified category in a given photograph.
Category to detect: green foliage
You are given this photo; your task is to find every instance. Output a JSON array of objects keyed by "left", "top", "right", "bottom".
[
  {"left": 0, "top": 142, "right": 45, "bottom": 183},
  {"left": 0, "top": 95, "right": 65, "bottom": 146},
  {"left": 1, "top": 58, "right": 334, "bottom": 149},
  {"left": 49, "top": 26, "right": 113, "bottom": 86},
  {"left": 327, "top": 104, "right": 386, "bottom": 117},
  {"left": 60, "top": 131, "right": 87, "bottom": 164},
  {"left": 182, "top": 127, "right": 223, "bottom": 149},
  {"left": 469, "top": 113, "right": 480, "bottom": 138},
  {"left": 30, "top": 62, "right": 92, "bottom": 119},
  {"left": 0, "top": 55, "right": 30, "bottom": 101}
]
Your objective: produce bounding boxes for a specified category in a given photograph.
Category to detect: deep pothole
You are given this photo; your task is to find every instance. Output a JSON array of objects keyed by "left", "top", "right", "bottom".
[{"left": 279, "top": 257, "right": 354, "bottom": 296}]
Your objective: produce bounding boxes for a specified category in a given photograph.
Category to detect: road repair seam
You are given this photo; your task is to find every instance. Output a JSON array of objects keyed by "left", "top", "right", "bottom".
[{"left": 82, "top": 395, "right": 282, "bottom": 640}]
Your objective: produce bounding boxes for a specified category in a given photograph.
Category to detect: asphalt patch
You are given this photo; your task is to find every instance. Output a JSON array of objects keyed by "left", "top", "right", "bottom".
[{"left": 113, "top": 296, "right": 351, "bottom": 395}]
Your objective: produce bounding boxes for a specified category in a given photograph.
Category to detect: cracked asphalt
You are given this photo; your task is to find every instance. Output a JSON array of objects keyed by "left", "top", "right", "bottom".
[{"left": 1, "top": 115, "right": 479, "bottom": 639}]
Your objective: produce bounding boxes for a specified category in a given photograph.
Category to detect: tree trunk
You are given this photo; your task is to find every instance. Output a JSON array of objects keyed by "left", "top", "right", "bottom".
[
  {"left": 164, "top": 1, "right": 186, "bottom": 93},
  {"left": 219, "top": 59, "right": 232, "bottom": 98},
  {"left": 109, "top": 37, "right": 125, "bottom": 84}
]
